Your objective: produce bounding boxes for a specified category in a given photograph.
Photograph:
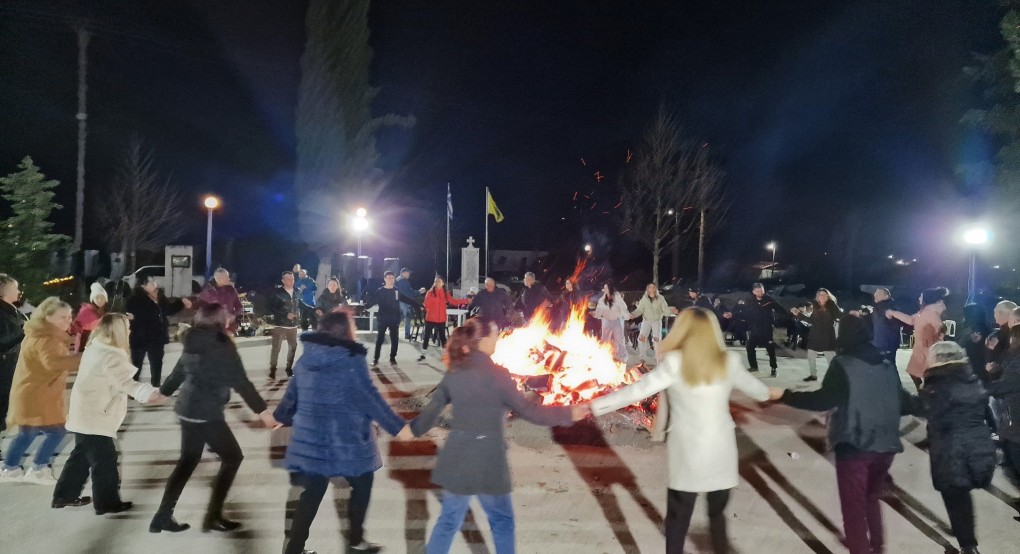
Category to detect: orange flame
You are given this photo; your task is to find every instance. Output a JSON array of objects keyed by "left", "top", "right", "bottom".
[{"left": 493, "top": 302, "right": 640, "bottom": 406}]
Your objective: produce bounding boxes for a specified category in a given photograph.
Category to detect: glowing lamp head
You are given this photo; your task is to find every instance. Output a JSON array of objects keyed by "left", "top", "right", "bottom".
[
  {"left": 352, "top": 216, "right": 369, "bottom": 232},
  {"left": 962, "top": 227, "right": 989, "bottom": 246},
  {"left": 355, "top": 207, "right": 367, "bottom": 218},
  {"left": 584, "top": 244, "right": 592, "bottom": 253},
  {"left": 203, "top": 196, "right": 220, "bottom": 210},
  {"left": 765, "top": 242, "right": 776, "bottom": 251}
]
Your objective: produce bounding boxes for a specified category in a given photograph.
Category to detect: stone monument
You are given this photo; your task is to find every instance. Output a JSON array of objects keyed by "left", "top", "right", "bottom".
[{"left": 460, "top": 236, "right": 480, "bottom": 294}]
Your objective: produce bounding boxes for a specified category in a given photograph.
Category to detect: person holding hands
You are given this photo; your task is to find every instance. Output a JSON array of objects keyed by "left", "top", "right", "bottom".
[
  {"left": 591, "top": 308, "right": 770, "bottom": 554},
  {"left": 409, "top": 318, "right": 587, "bottom": 554},
  {"left": 150, "top": 303, "right": 280, "bottom": 535}
]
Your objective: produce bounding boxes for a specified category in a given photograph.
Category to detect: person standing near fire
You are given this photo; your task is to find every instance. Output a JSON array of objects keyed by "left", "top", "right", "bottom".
[
  {"left": 591, "top": 308, "right": 771, "bottom": 554},
  {"left": 725, "top": 283, "right": 784, "bottom": 376},
  {"left": 594, "top": 281, "right": 630, "bottom": 363},
  {"left": 518, "top": 272, "right": 553, "bottom": 321},
  {"left": 407, "top": 318, "right": 587, "bottom": 553},
  {"left": 628, "top": 283, "right": 679, "bottom": 365}
]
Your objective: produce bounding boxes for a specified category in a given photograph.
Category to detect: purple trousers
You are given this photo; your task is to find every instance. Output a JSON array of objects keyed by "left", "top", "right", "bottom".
[{"left": 835, "top": 450, "right": 895, "bottom": 554}]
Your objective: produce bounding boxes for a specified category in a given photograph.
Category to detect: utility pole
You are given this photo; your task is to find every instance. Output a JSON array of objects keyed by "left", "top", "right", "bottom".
[
  {"left": 73, "top": 23, "right": 91, "bottom": 252},
  {"left": 697, "top": 209, "right": 706, "bottom": 288}
]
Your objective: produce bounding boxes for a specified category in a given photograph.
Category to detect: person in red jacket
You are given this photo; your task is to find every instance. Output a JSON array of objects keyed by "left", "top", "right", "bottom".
[{"left": 418, "top": 276, "right": 469, "bottom": 362}]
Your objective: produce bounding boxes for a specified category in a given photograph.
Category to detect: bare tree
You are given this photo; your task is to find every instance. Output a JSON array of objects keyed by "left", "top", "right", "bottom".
[
  {"left": 96, "top": 140, "right": 185, "bottom": 272},
  {"left": 619, "top": 104, "right": 726, "bottom": 286}
]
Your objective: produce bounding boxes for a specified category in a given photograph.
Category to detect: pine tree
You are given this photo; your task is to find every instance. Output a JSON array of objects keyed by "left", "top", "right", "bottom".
[
  {"left": 294, "top": 0, "right": 414, "bottom": 283},
  {"left": 0, "top": 157, "right": 71, "bottom": 301}
]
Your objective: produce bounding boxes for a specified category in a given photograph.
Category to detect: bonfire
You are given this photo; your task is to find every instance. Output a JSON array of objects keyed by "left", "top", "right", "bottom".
[{"left": 492, "top": 303, "right": 646, "bottom": 406}]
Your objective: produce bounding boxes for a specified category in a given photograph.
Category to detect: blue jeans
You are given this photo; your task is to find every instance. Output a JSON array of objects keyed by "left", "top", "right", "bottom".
[
  {"left": 400, "top": 303, "right": 412, "bottom": 338},
  {"left": 427, "top": 491, "right": 515, "bottom": 554},
  {"left": 3, "top": 425, "right": 67, "bottom": 470}
]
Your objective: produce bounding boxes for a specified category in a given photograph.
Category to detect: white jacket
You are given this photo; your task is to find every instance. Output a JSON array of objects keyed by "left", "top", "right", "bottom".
[
  {"left": 66, "top": 340, "right": 155, "bottom": 438},
  {"left": 592, "top": 351, "right": 768, "bottom": 492},
  {"left": 594, "top": 293, "right": 629, "bottom": 321}
]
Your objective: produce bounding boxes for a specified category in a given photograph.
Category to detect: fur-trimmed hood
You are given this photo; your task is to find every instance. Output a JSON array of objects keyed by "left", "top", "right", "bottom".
[{"left": 298, "top": 331, "right": 368, "bottom": 362}]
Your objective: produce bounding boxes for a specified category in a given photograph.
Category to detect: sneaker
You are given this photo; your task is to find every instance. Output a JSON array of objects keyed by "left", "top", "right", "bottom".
[
  {"left": 371, "top": 360, "right": 379, "bottom": 368},
  {"left": 347, "top": 541, "right": 382, "bottom": 553},
  {"left": 417, "top": 354, "right": 426, "bottom": 362},
  {"left": 285, "top": 368, "right": 293, "bottom": 378},
  {"left": 770, "top": 369, "right": 777, "bottom": 377},
  {"left": 23, "top": 467, "right": 57, "bottom": 485},
  {"left": 803, "top": 375, "right": 818, "bottom": 382},
  {"left": 389, "top": 358, "right": 398, "bottom": 366},
  {"left": 0, "top": 467, "right": 24, "bottom": 482},
  {"left": 269, "top": 368, "right": 277, "bottom": 380},
  {"left": 748, "top": 367, "right": 759, "bottom": 373}
]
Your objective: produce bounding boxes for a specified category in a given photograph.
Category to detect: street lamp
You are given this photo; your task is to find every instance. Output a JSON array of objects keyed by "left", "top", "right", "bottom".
[
  {"left": 351, "top": 208, "right": 369, "bottom": 257},
  {"left": 765, "top": 241, "right": 777, "bottom": 278},
  {"left": 584, "top": 244, "right": 592, "bottom": 255},
  {"left": 203, "top": 195, "right": 220, "bottom": 272},
  {"left": 960, "top": 225, "right": 991, "bottom": 304}
]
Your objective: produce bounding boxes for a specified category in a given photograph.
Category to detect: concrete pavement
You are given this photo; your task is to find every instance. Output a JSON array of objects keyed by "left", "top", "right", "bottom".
[{"left": 0, "top": 332, "right": 1018, "bottom": 553}]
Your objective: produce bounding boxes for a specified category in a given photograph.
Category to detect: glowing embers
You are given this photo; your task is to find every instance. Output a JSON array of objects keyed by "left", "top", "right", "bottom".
[{"left": 493, "top": 303, "right": 642, "bottom": 406}]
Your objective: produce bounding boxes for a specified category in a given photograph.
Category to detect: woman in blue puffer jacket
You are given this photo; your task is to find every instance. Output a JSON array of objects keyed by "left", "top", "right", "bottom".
[{"left": 275, "top": 309, "right": 409, "bottom": 554}]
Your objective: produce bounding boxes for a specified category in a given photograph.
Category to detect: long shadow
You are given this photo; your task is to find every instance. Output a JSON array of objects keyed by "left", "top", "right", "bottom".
[
  {"left": 734, "top": 427, "right": 838, "bottom": 554},
  {"left": 551, "top": 420, "right": 663, "bottom": 554},
  {"left": 795, "top": 419, "right": 958, "bottom": 552}
]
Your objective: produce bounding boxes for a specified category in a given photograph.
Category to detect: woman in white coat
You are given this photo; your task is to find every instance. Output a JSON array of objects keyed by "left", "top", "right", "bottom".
[
  {"left": 52, "top": 313, "right": 161, "bottom": 514},
  {"left": 591, "top": 307, "right": 770, "bottom": 553},
  {"left": 593, "top": 282, "right": 630, "bottom": 362}
]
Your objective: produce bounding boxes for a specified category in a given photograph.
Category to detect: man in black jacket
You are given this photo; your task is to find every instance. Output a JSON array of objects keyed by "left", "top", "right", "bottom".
[
  {"left": 857, "top": 288, "right": 902, "bottom": 368},
  {"left": 729, "top": 283, "right": 784, "bottom": 376},
  {"left": 772, "top": 316, "right": 918, "bottom": 554},
  {"left": 366, "top": 271, "right": 420, "bottom": 366},
  {"left": 0, "top": 274, "right": 26, "bottom": 443},
  {"left": 518, "top": 272, "right": 552, "bottom": 321},
  {"left": 468, "top": 278, "right": 514, "bottom": 329},
  {"left": 266, "top": 271, "right": 300, "bottom": 379}
]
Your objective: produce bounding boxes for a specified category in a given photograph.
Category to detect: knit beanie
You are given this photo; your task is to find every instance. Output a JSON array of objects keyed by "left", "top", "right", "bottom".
[
  {"left": 920, "top": 287, "right": 949, "bottom": 307},
  {"left": 89, "top": 282, "right": 108, "bottom": 303}
]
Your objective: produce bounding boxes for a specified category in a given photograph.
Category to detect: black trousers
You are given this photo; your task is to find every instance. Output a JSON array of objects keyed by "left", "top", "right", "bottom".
[
  {"left": 421, "top": 322, "right": 447, "bottom": 351},
  {"left": 300, "top": 305, "right": 317, "bottom": 331},
  {"left": 53, "top": 433, "right": 122, "bottom": 510},
  {"left": 373, "top": 320, "right": 399, "bottom": 363},
  {"left": 940, "top": 487, "right": 977, "bottom": 549},
  {"left": 156, "top": 420, "right": 243, "bottom": 520},
  {"left": 131, "top": 344, "right": 165, "bottom": 386},
  {"left": 666, "top": 488, "right": 730, "bottom": 554},
  {"left": 1003, "top": 439, "right": 1020, "bottom": 484},
  {"left": 0, "top": 358, "right": 15, "bottom": 433},
  {"left": 745, "top": 334, "right": 777, "bottom": 370},
  {"left": 284, "top": 471, "right": 374, "bottom": 554}
]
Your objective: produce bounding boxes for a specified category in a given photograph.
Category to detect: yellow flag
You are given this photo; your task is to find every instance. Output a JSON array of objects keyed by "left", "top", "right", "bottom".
[{"left": 486, "top": 189, "right": 504, "bottom": 222}]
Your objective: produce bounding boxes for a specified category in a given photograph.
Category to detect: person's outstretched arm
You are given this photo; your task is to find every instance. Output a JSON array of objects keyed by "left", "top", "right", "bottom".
[
  {"left": 591, "top": 355, "right": 680, "bottom": 416},
  {"left": 350, "top": 359, "right": 406, "bottom": 436},
  {"left": 779, "top": 361, "right": 848, "bottom": 411},
  {"left": 410, "top": 378, "right": 451, "bottom": 436},
  {"left": 495, "top": 368, "right": 572, "bottom": 426}
]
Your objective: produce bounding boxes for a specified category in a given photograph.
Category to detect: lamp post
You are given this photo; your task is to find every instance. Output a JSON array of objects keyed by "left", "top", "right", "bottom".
[
  {"left": 352, "top": 207, "right": 369, "bottom": 257},
  {"left": 584, "top": 244, "right": 592, "bottom": 256},
  {"left": 765, "top": 241, "right": 777, "bottom": 279},
  {"left": 667, "top": 208, "right": 680, "bottom": 281},
  {"left": 961, "top": 225, "right": 990, "bottom": 304},
  {"left": 203, "top": 195, "right": 219, "bottom": 273}
]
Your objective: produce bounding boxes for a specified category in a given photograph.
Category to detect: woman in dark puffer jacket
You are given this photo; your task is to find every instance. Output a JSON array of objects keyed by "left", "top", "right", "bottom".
[
  {"left": 150, "top": 303, "right": 280, "bottom": 534},
  {"left": 921, "top": 341, "right": 996, "bottom": 554},
  {"left": 275, "top": 309, "right": 408, "bottom": 554}
]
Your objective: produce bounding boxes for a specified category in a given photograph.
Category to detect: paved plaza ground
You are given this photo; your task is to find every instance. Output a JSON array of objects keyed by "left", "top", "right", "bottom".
[{"left": 1, "top": 333, "right": 1019, "bottom": 554}]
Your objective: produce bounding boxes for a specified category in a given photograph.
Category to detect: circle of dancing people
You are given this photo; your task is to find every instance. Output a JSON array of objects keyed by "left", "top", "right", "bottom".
[{"left": 2, "top": 265, "right": 1020, "bottom": 554}]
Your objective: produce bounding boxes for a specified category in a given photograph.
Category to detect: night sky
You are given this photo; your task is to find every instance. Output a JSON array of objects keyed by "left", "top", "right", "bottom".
[{"left": 0, "top": 0, "right": 1007, "bottom": 290}]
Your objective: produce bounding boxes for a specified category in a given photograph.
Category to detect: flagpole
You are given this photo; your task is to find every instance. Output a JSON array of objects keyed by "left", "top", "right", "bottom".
[
  {"left": 484, "top": 187, "right": 489, "bottom": 278},
  {"left": 446, "top": 183, "right": 451, "bottom": 282}
]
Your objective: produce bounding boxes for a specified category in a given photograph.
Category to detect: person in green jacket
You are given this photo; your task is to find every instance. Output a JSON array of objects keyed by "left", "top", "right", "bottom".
[{"left": 628, "top": 283, "right": 678, "bottom": 364}]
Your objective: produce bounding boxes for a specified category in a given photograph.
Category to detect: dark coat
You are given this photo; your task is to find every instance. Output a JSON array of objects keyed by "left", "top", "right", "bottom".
[
  {"left": 745, "top": 294, "right": 782, "bottom": 338},
  {"left": 366, "top": 286, "right": 419, "bottom": 326},
  {"left": 467, "top": 288, "right": 514, "bottom": 328},
  {"left": 266, "top": 286, "right": 300, "bottom": 327},
  {"left": 0, "top": 300, "right": 26, "bottom": 369},
  {"left": 198, "top": 283, "right": 243, "bottom": 318},
  {"left": 867, "top": 299, "right": 902, "bottom": 352},
  {"left": 986, "top": 350, "right": 1020, "bottom": 443},
  {"left": 410, "top": 350, "right": 571, "bottom": 495},
  {"left": 274, "top": 332, "right": 405, "bottom": 477},
  {"left": 921, "top": 362, "right": 996, "bottom": 491},
  {"left": 315, "top": 290, "right": 348, "bottom": 314},
  {"left": 125, "top": 291, "right": 185, "bottom": 349},
  {"left": 160, "top": 327, "right": 267, "bottom": 421},
  {"left": 798, "top": 301, "right": 842, "bottom": 351},
  {"left": 519, "top": 284, "right": 552, "bottom": 319}
]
